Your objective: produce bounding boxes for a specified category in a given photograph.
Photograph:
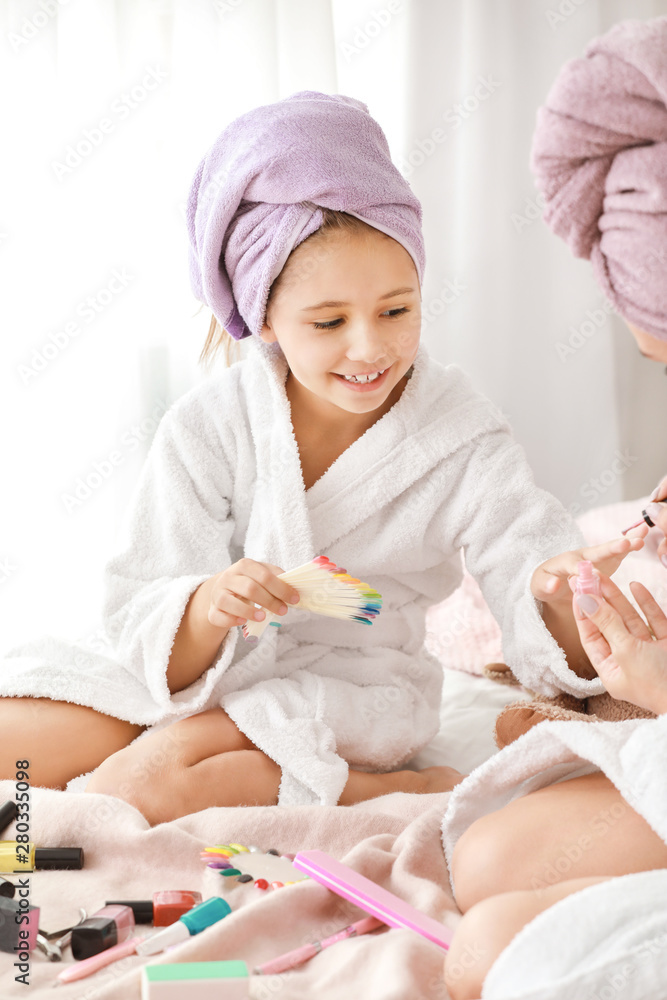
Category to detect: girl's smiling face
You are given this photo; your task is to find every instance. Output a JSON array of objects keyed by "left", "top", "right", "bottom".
[{"left": 260, "top": 224, "right": 421, "bottom": 425}]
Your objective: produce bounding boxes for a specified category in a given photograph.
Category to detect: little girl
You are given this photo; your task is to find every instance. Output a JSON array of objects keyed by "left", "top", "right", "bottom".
[{"left": 0, "top": 91, "right": 638, "bottom": 821}]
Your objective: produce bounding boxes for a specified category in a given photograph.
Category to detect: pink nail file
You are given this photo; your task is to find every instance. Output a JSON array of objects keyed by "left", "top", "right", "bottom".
[{"left": 293, "top": 850, "right": 451, "bottom": 950}]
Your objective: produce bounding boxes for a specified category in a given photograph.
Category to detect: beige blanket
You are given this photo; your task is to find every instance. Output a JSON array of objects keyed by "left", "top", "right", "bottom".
[{"left": 0, "top": 782, "right": 458, "bottom": 998}]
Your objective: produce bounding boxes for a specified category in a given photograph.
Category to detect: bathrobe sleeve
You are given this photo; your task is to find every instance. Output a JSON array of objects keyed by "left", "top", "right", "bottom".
[
  {"left": 445, "top": 427, "right": 605, "bottom": 698},
  {"left": 101, "top": 400, "right": 240, "bottom": 715}
]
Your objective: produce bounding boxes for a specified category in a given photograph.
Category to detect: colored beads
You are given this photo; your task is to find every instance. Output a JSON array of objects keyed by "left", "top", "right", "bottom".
[
  {"left": 254, "top": 879, "right": 269, "bottom": 890},
  {"left": 220, "top": 868, "right": 242, "bottom": 877},
  {"left": 236, "top": 874, "right": 253, "bottom": 883},
  {"left": 270, "top": 881, "right": 284, "bottom": 889}
]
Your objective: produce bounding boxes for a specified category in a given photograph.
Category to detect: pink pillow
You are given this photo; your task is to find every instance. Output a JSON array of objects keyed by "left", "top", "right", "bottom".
[{"left": 425, "top": 498, "right": 666, "bottom": 675}]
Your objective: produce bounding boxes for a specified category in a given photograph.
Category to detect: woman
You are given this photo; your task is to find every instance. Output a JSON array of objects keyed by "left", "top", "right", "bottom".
[{"left": 442, "top": 17, "right": 667, "bottom": 1000}]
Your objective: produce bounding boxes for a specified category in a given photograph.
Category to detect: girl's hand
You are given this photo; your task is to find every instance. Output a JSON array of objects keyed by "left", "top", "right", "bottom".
[
  {"left": 531, "top": 532, "right": 647, "bottom": 604},
  {"left": 573, "top": 575, "right": 667, "bottom": 715},
  {"left": 208, "top": 559, "right": 301, "bottom": 629}
]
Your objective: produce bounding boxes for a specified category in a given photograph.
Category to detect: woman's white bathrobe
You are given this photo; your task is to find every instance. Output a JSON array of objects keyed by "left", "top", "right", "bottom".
[{"left": 1, "top": 338, "right": 587, "bottom": 805}]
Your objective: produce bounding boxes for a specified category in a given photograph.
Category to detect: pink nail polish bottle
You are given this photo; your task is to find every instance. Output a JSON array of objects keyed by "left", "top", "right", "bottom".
[
  {"left": 71, "top": 904, "right": 135, "bottom": 960},
  {"left": 575, "top": 560, "right": 601, "bottom": 597}
]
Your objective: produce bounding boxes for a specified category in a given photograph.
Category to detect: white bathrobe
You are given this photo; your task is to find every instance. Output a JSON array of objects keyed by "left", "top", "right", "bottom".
[
  {"left": 442, "top": 715, "right": 667, "bottom": 998},
  {"left": 0, "top": 338, "right": 585, "bottom": 805}
]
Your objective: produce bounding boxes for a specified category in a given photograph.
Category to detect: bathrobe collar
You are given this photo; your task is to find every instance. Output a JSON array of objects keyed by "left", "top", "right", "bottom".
[{"left": 241, "top": 336, "right": 506, "bottom": 564}]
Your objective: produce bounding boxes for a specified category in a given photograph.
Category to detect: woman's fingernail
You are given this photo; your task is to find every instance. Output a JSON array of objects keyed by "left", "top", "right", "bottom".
[
  {"left": 277, "top": 604, "right": 288, "bottom": 615},
  {"left": 289, "top": 593, "right": 300, "bottom": 604},
  {"left": 253, "top": 610, "right": 266, "bottom": 621},
  {"left": 576, "top": 594, "right": 599, "bottom": 615},
  {"left": 645, "top": 503, "right": 663, "bottom": 524}
]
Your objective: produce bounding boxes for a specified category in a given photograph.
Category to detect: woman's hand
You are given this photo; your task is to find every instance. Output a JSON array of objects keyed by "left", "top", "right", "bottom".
[
  {"left": 531, "top": 532, "right": 647, "bottom": 604},
  {"left": 208, "top": 559, "right": 301, "bottom": 629},
  {"left": 573, "top": 575, "right": 667, "bottom": 714}
]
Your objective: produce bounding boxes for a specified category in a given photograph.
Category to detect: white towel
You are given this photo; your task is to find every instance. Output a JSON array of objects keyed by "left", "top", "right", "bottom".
[
  {"left": 483, "top": 870, "right": 667, "bottom": 1000},
  {"left": 0, "top": 338, "right": 585, "bottom": 805}
]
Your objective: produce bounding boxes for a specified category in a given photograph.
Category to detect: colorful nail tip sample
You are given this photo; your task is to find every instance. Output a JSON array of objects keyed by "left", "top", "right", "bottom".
[
  {"left": 203, "top": 844, "right": 310, "bottom": 891},
  {"left": 242, "top": 555, "right": 382, "bottom": 640}
]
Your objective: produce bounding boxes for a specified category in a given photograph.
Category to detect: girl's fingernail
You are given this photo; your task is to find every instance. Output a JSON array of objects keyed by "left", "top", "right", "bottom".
[
  {"left": 576, "top": 595, "right": 599, "bottom": 615},
  {"left": 277, "top": 604, "right": 288, "bottom": 615},
  {"left": 254, "top": 610, "right": 266, "bottom": 621},
  {"left": 289, "top": 593, "right": 300, "bottom": 604}
]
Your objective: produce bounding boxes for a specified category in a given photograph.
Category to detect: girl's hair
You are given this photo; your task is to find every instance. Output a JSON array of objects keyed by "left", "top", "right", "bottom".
[{"left": 198, "top": 209, "right": 379, "bottom": 370}]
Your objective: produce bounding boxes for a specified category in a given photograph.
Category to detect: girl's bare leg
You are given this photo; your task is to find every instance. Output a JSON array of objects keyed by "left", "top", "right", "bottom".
[
  {"left": 444, "top": 875, "right": 612, "bottom": 1000},
  {"left": 450, "top": 771, "right": 667, "bottom": 913},
  {"left": 85, "top": 708, "right": 464, "bottom": 824},
  {"left": 85, "top": 707, "right": 274, "bottom": 823},
  {"left": 0, "top": 697, "right": 144, "bottom": 789}
]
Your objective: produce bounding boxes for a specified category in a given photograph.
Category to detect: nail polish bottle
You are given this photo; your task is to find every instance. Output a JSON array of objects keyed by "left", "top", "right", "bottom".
[
  {"left": 0, "top": 842, "right": 84, "bottom": 873},
  {"left": 0, "top": 896, "right": 40, "bottom": 953},
  {"left": 575, "top": 560, "right": 601, "bottom": 597},
  {"left": 0, "top": 876, "right": 15, "bottom": 898},
  {"left": 105, "top": 890, "right": 203, "bottom": 926},
  {"left": 0, "top": 801, "right": 17, "bottom": 837},
  {"left": 71, "top": 904, "right": 135, "bottom": 960}
]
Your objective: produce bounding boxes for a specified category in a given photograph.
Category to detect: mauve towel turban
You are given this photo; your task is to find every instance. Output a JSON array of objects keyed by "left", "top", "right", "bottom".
[
  {"left": 530, "top": 17, "right": 667, "bottom": 340},
  {"left": 186, "top": 91, "right": 425, "bottom": 340}
]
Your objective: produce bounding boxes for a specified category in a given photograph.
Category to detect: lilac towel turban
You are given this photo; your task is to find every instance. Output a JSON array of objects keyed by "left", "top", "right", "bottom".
[
  {"left": 186, "top": 91, "right": 425, "bottom": 340},
  {"left": 530, "top": 17, "right": 667, "bottom": 340}
]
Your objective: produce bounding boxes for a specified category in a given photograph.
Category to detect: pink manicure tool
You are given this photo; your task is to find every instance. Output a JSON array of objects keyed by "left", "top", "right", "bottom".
[
  {"left": 54, "top": 935, "right": 143, "bottom": 985},
  {"left": 254, "top": 915, "right": 383, "bottom": 975},
  {"left": 293, "top": 850, "right": 452, "bottom": 950}
]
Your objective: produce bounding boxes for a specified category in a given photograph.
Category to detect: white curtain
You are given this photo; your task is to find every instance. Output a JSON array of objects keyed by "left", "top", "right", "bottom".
[{"left": 1, "top": 0, "right": 666, "bottom": 652}]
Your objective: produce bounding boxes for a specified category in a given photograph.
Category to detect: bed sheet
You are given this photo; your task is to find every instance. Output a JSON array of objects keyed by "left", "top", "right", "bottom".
[{"left": 0, "top": 670, "right": 524, "bottom": 997}]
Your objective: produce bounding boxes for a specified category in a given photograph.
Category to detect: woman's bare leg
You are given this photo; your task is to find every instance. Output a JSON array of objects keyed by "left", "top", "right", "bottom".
[
  {"left": 450, "top": 772, "right": 667, "bottom": 913},
  {"left": 444, "top": 875, "right": 612, "bottom": 1000},
  {"left": 85, "top": 708, "right": 465, "bottom": 824},
  {"left": 0, "top": 697, "right": 144, "bottom": 789}
]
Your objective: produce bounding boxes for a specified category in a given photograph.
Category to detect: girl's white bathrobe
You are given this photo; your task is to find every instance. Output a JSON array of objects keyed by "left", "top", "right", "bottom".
[{"left": 1, "top": 338, "right": 587, "bottom": 805}]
